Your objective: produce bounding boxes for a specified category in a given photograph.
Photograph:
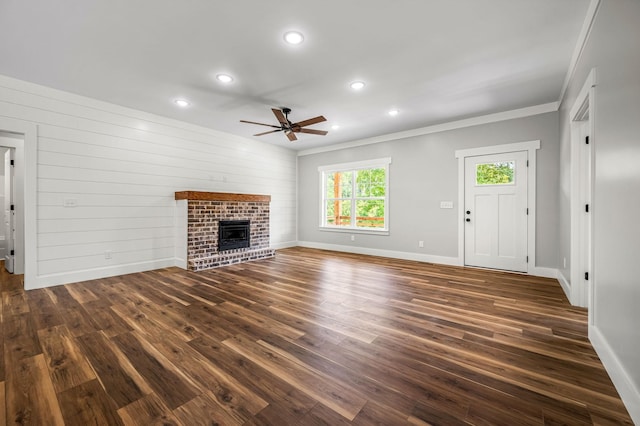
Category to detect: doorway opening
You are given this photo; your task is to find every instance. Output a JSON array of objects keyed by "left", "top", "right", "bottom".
[
  {"left": 1, "top": 147, "right": 16, "bottom": 271},
  {"left": 0, "top": 133, "right": 23, "bottom": 277},
  {"left": 0, "top": 116, "right": 37, "bottom": 289},
  {"left": 569, "top": 69, "right": 596, "bottom": 313}
]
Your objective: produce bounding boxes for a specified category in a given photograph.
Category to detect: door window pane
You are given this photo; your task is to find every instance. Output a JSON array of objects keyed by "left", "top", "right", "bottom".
[{"left": 476, "top": 161, "right": 515, "bottom": 185}]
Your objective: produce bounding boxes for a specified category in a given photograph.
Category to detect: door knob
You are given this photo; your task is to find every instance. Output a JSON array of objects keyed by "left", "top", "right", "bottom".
[
  {"left": 465, "top": 218, "right": 471, "bottom": 222},
  {"left": 466, "top": 210, "right": 471, "bottom": 215}
]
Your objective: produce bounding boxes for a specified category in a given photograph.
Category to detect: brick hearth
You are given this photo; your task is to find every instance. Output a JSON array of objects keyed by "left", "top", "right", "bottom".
[{"left": 175, "top": 191, "right": 275, "bottom": 271}]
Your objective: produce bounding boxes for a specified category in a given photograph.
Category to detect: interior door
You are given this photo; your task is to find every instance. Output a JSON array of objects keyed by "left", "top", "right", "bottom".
[
  {"left": 464, "top": 151, "right": 528, "bottom": 272},
  {"left": 4, "top": 149, "right": 14, "bottom": 273}
]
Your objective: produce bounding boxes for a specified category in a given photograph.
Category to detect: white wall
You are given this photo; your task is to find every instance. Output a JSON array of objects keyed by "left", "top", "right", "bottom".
[
  {"left": 558, "top": 0, "right": 640, "bottom": 422},
  {"left": 298, "top": 111, "right": 560, "bottom": 270},
  {"left": 0, "top": 74, "right": 297, "bottom": 289}
]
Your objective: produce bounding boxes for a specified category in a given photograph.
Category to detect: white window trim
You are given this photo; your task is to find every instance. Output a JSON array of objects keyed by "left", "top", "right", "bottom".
[{"left": 318, "top": 157, "right": 391, "bottom": 234}]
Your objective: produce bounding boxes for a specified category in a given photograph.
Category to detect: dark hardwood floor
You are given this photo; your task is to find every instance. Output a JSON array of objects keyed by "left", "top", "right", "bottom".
[{"left": 0, "top": 248, "right": 633, "bottom": 425}]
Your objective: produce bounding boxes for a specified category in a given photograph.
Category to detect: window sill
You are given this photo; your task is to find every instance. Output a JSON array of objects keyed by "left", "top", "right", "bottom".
[{"left": 319, "top": 227, "right": 389, "bottom": 236}]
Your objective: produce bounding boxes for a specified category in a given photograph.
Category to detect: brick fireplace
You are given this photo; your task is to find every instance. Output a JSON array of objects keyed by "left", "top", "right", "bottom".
[{"left": 175, "top": 191, "right": 275, "bottom": 271}]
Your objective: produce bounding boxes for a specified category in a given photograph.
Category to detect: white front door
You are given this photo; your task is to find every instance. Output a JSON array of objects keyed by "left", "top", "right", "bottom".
[{"left": 464, "top": 151, "right": 528, "bottom": 272}]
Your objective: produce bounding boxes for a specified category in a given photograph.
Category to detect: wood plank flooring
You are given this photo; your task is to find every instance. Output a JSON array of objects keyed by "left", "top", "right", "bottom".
[{"left": 1, "top": 248, "right": 633, "bottom": 425}]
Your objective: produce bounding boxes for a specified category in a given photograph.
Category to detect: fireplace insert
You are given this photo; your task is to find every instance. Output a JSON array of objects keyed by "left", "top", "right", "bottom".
[{"left": 218, "top": 220, "right": 250, "bottom": 251}]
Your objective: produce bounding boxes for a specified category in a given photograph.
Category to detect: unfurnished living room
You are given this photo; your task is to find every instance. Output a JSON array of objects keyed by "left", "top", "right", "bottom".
[{"left": 0, "top": 0, "right": 638, "bottom": 424}]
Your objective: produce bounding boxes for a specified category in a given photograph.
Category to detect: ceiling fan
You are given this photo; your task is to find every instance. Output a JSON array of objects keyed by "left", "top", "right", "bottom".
[{"left": 240, "top": 107, "right": 328, "bottom": 142}]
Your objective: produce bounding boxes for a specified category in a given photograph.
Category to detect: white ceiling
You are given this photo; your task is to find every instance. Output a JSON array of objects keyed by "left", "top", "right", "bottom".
[{"left": 0, "top": 1, "right": 589, "bottom": 151}]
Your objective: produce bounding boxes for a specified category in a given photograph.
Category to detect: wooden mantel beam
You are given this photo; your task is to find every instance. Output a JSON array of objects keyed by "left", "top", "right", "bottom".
[{"left": 174, "top": 191, "right": 271, "bottom": 202}]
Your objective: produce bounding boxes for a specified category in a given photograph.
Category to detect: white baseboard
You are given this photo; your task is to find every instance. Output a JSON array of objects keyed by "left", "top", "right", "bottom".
[
  {"left": 296, "top": 241, "right": 559, "bottom": 280},
  {"left": 528, "top": 266, "right": 558, "bottom": 279},
  {"left": 590, "top": 325, "right": 640, "bottom": 424},
  {"left": 556, "top": 270, "right": 572, "bottom": 301},
  {"left": 29, "top": 241, "right": 298, "bottom": 289},
  {"left": 174, "top": 257, "right": 187, "bottom": 270},
  {"left": 271, "top": 240, "right": 299, "bottom": 250},
  {"left": 29, "top": 258, "right": 177, "bottom": 290},
  {"left": 297, "top": 241, "right": 463, "bottom": 266}
]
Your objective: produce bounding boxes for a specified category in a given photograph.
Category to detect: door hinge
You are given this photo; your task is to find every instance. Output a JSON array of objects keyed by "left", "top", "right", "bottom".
[
  {"left": 10, "top": 159, "right": 14, "bottom": 166},
  {"left": 526, "top": 256, "right": 529, "bottom": 263},
  {"left": 585, "top": 272, "right": 589, "bottom": 280},
  {"left": 585, "top": 136, "right": 590, "bottom": 145},
  {"left": 10, "top": 204, "right": 14, "bottom": 211},
  {"left": 526, "top": 160, "right": 529, "bottom": 167},
  {"left": 10, "top": 250, "right": 14, "bottom": 256},
  {"left": 585, "top": 204, "right": 589, "bottom": 213},
  {"left": 526, "top": 208, "right": 529, "bottom": 215}
]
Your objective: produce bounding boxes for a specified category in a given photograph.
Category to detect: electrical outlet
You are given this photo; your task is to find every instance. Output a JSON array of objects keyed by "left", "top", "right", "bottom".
[
  {"left": 105, "top": 250, "right": 113, "bottom": 260},
  {"left": 350, "top": 235, "right": 355, "bottom": 241},
  {"left": 419, "top": 240, "right": 424, "bottom": 248},
  {"left": 440, "top": 201, "right": 454, "bottom": 209},
  {"left": 63, "top": 198, "right": 78, "bottom": 207},
  {"left": 563, "top": 257, "right": 567, "bottom": 268}
]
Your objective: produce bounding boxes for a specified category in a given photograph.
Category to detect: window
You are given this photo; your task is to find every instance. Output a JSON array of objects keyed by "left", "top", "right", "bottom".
[
  {"left": 476, "top": 161, "right": 515, "bottom": 185},
  {"left": 319, "top": 158, "right": 391, "bottom": 232}
]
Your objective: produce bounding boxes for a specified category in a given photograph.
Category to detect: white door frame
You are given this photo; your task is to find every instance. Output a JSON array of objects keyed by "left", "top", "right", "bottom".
[
  {"left": 455, "top": 140, "right": 541, "bottom": 274},
  {"left": 569, "top": 68, "right": 597, "bottom": 315},
  {"left": 0, "top": 117, "right": 37, "bottom": 287}
]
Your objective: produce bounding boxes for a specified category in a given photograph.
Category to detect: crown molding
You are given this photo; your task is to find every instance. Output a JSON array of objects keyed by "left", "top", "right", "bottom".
[
  {"left": 298, "top": 102, "right": 558, "bottom": 157},
  {"left": 558, "top": 0, "right": 602, "bottom": 107}
]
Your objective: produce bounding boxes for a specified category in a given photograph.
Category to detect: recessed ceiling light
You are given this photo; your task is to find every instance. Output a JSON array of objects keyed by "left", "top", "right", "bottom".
[
  {"left": 331, "top": 124, "right": 340, "bottom": 130},
  {"left": 216, "top": 74, "right": 234, "bottom": 83},
  {"left": 388, "top": 109, "right": 399, "bottom": 116},
  {"left": 174, "top": 99, "right": 190, "bottom": 108},
  {"left": 284, "top": 31, "right": 304, "bottom": 45},
  {"left": 350, "top": 81, "right": 365, "bottom": 90}
]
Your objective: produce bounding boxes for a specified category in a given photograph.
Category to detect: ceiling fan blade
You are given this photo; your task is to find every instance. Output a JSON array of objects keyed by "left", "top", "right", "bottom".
[
  {"left": 297, "top": 128, "right": 328, "bottom": 136},
  {"left": 240, "top": 120, "right": 281, "bottom": 129},
  {"left": 286, "top": 131, "right": 298, "bottom": 142},
  {"left": 254, "top": 129, "right": 283, "bottom": 136},
  {"left": 272, "top": 108, "right": 289, "bottom": 126},
  {"left": 292, "top": 115, "right": 326, "bottom": 128}
]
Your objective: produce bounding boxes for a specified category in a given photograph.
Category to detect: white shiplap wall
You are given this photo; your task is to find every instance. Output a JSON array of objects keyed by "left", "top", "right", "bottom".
[{"left": 0, "top": 74, "right": 297, "bottom": 289}]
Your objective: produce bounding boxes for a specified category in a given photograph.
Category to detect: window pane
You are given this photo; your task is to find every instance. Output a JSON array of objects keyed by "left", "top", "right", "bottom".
[
  {"left": 356, "top": 200, "right": 385, "bottom": 228},
  {"left": 325, "top": 200, "right": 351, "bottom": 226},
  {"left": 326, "top": 171, "right": 352, "bottom": 198},
  {"left": 356, "top": 168, "right": 386, "bottom": 197},
  {"left": 476, "top": 161, "right": 515, "bottom": 185}
]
